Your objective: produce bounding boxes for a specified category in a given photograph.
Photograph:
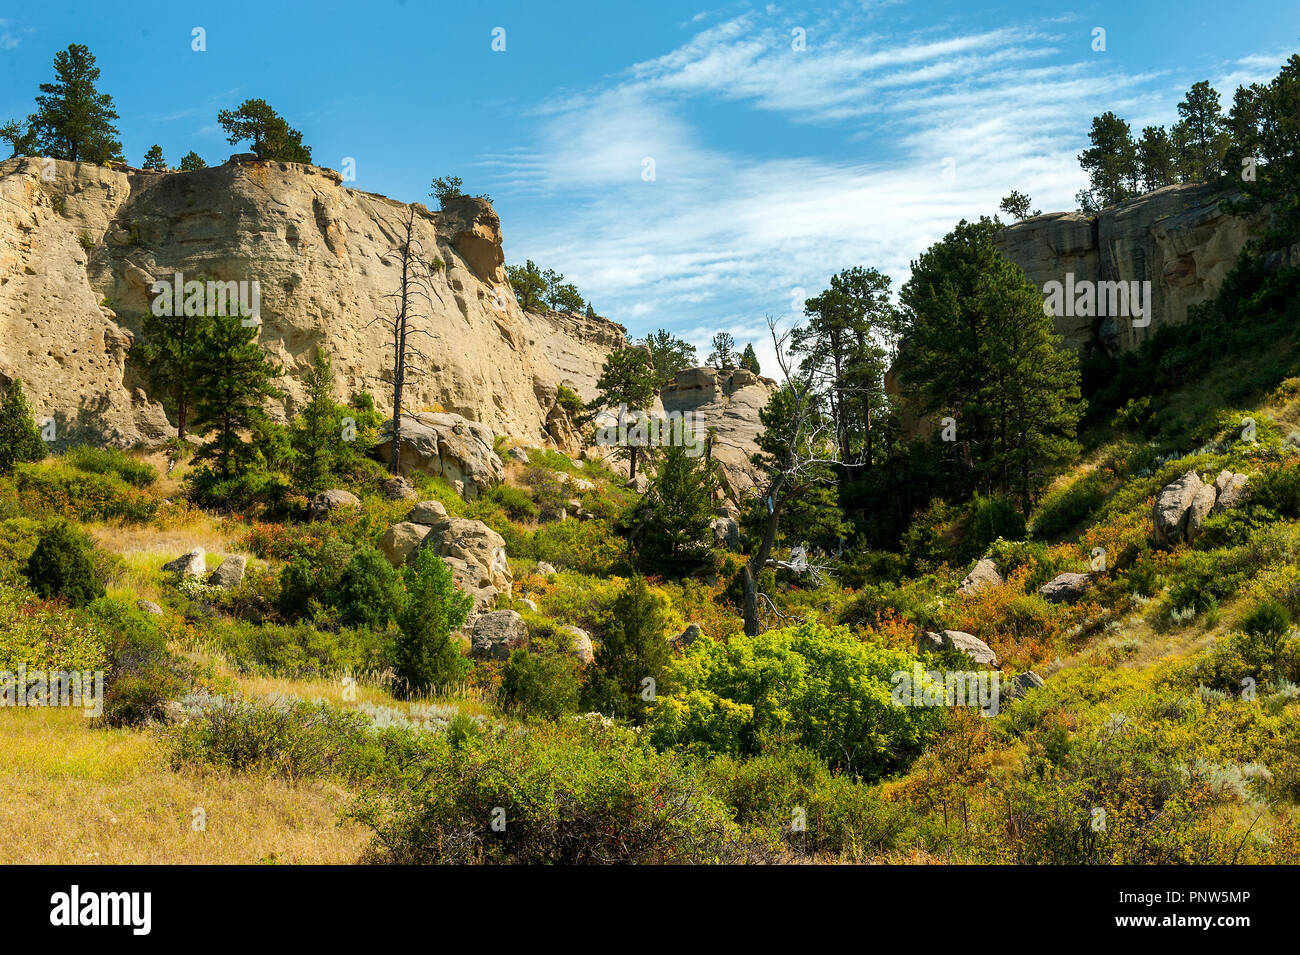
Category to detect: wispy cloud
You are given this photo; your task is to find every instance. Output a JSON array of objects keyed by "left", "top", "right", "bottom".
[{"left": 0, "top": 17, "right": 34, "bottom": 50}]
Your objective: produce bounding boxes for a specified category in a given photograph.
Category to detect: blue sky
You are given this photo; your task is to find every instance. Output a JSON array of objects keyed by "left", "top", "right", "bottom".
[{"left": 3, "top": 0, "right": 1297, "bottom": 369}]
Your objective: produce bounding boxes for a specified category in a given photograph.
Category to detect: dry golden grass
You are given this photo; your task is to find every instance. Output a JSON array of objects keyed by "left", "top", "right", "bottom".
[{"left": 0, "top": 707, "right": 367, "bottom": 864}]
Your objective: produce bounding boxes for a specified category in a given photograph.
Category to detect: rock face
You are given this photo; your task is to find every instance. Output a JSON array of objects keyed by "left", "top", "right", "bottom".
[
  {"left": 1153, "top": 469, "right": 1249, "bottom": 547},
  {"left": 958, "top": 558, "right": 1003, "bottom": 596},
  {"left": 0, "top": 156, "right": 624, "bottom": 451},
  {"left": 660, "top": 367, "right": 778, "bottom": 494},
  {"left": 471, "top": 610, "right": 528, "bottom": 660},
  {"left": 162, "top": 548, "right": 205, "bottom": 578},
  {"left": 918, "top": 630, "right": 999, "bottom": 668},
  {"left": 711, "top": 516, "right": 740, "bottom": 549},
  {"left": 379, "top": 521, "right": 431, "bottom": 566},
  {"left": 375, "top": 412, "right": 504, "bottom": 498},
  {"left": 994, "top": 183, "right": 1272, "bottom": 356}
]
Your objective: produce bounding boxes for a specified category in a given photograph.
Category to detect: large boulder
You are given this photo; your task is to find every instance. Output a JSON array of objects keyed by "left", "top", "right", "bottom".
[
  {"left": 1211, "top": 470, "right": 1250, "bottom": 513},
  {"left": 1153, "top": 470, "right": 1205, "bottom": 547},
  {"left": 413, "top": 515, "right": 512, "bottom": 595},
  {"left": 1185, "top": 482, "right": 1218, "bottom": 542},
  {"left": 380, "top": 521, "right": 431, "bottom": 567},
  {"left": 1039, "top": 572, "right": 1091, "bottom": 604},
  {"left": 471, "top": 610, "right": 528, "bottom": 660},
  {"left": 379, "top": 475, "right": 419, "bottom": 501},
  {"left": 208, "top": 555, "right": 247, "bottom": 590},
  {"left": 162, "top": 548, "right": 205, "bottom": 579},
  {"left": 563, "top": 625, "right": 594, "bottom": 664},
  {"left": 958, "top": 557, "right": 1003, "bottom": 596},
  {"left": 310, "top": 489, "right": 360, "bottom": 521},
  {"left": 376, "top": 412, "right": 504, "bottom": 499},
  {"left": 410, "top": 499, "right": 449, "bottom": 524},
  {"left": 711, "top": 516, "right": 740, "bottom": 549},
  {"left": 918, "top": 630, "right": 999, "bottom": 667}
]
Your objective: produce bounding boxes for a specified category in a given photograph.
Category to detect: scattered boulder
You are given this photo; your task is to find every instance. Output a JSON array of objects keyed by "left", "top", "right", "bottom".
[
  {"left": 208, "top": 555, "right": 247, "bottom": 590},
  {"left": 310, "top": 489, "right": 360, "bottom": 521},
  {"left": 162, "top": 548, "right": 205, "bottom": 579},
  {"left": 1006, "top": 671, "right": 1045, "bottom": 700},
  {"left": 711, "top": 516, "right": 740, "bottom": 549},
  {"left": 675, "top": 623, "right": 703, "bottom": 647},
  {"left": 918, "top": 630, "right": 998, "bottom": 668},
  {"left": 380, "top": 475, "right": 419, "bottom": 501},
  {"left": 563, "top": 625, "right": 594, "bottom": 664},
  {"left": 1211, "top": 470, "right": 1250, "bottom": 513},
  {"left": 519, "top": 597, "right": 538, "bottom": 612},
  {"left": 413, "top": 515, "right": 512, "bottom": 607},
  {"left": 506, "top": 446, "right": 529, "bottom": 464},
  {"left": 624, "top": 473, "right": 649, "bottom": 494},
  {"left": 1153, "top": 469, "right": 1251, "bottom": 546},
  {"left": 471, "top": 610, "right": 528, "bottom": 660},
  {"left": 376, "top": 412, "right": 504, "bottom": 499},
  {"left": 137, "top": 599, "right": 163, "bottom": 616},
  {"left": 380, "top": 522, "right": 431, "bottom": 567},
  {"left": 958, "top": 557, "right": 1003, "bottom": 596},
  {"left": 410, "top": 499, "right": 449, "bottom": 524},
  {"left": 1039, "top": 572, "right": 1091, "bottom": 604},
  {"left": 537, "top": 561, "right": 558, "bottom": 577}
]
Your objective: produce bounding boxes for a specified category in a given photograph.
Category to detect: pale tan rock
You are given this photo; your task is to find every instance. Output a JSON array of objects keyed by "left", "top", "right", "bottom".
[
  {"left": 376, "top": 412, "right": 503, "bottom": 499},
  {"left": 661, "top": 366, "right": 778, "bottom": 495},
  {"left": 380, "top": 521, "right": 431, "bottom": 566}
]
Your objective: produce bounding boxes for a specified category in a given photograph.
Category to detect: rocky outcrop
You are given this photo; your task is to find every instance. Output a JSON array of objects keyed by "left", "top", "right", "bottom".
[
  {"left": 1153, "top": 469, "right": 1249, "bottom": 547},
  {"left": 411, "top": 514, "right": 512, "bottom": 612},
  {"left": 208, "top": 555, "right": 247, "bottom": 590},
  {"left": 659, "top": 366, "right": 778, "bottom": 495},
  {"left": 1039, "top": 572, "right": 1091, "bottom": 604},
  {"left": 995, "top": 183, "right": 1272, "bottom": 356},
  {"left": 310, "top": 489, "right": 360, "bottom": 521},
  {"left": 0, "top": 156, "right": 624, "bottom": 450},
  {"left": 379, "top": 521, "right": 430, "bottom": 566},
  {"left": 375, "top": 412, "right": 503, "bottom": 498}
]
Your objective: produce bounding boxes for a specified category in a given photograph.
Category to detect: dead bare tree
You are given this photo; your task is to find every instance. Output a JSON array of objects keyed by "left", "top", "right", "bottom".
[
  {"left": 740, "top": 315, "right": 857, "bottom": 636},
  {"left": 368, "top": 207, "right": 445, "bottom": 474}
]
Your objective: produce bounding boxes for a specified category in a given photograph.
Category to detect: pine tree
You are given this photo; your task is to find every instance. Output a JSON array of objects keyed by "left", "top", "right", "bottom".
[
  {"left": 634, "top": 443, "right": 715, "bottom": 576},
  {"left": 1173, "top": 80, "right": 1229, "bottom": 183},
  {"left": 0, "top": 378, "right": 48, "bottom": 474},
  {"left": 642, "top": 329, "right": 698, "bottom": 387},
  {"left": 707, "top": 332, "right": 737, "bottom": 370},
  {"left": 189, "top": 316, "right": 283, "bottom": 482},
  {"left": 582, "top": 575, "right": 671, "bottom": 724},
  {"left": 1077, "top": 112, "right": 1138, "bottom": 210},
  {"left": 898, "top": 217, "right": 1082, "bottom": 511},
  {"left": 998, "top": 190, "right": 1038, "bottom": 220},
  {"left": 739, "top": 343, "right": 761, "bottom": 374},
  {"left": 289, "top": 349, "right": 343, "bottom": 495},
  {"left": 132, "top": 293, "right": 217, "bottom": 440},
  {"left": 179, "top": 151, "right": 206, "bottom": 171},
  {"left": 217, "top": 99, "right": 311, "bottom": 163},
  {"left": 28, "top": 44, "right": 122, "bottom": 164},
  {"left": 393, "top": 547, "right": 473, "bottom": 696},
  {"left": 142, "top": 144, "right": 165, "bottom": 170},
  {"left": 1136, "top": 126, "right": 1177, "bottom": 192},
  {"left": 591, "top": 345, "right": 660, "bottom": 481},
  {"left": 506, "top": 260, "right": 546, "bottom": 311}
]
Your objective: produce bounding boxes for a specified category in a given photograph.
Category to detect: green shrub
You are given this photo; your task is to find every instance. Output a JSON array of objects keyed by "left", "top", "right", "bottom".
[
  {"left": 332, "top": 547, "right": 402, "bottom": 631},
  {"left": 499, "top": 644, "right": 580, "bottom": 719},
  {"left": 392, "top": 547, "right": 473, "bottom": 696},
  {"left": 205, "top": 618, "right": 389, "bottom": 678},
  {"left": 966, "top": 493, "right": 1026, "bottom": 553},
  {"left": 23, "top": 521, "right": 105, "bottom": 607},
  {"left": 90, "top": 597, "right": 192, "bottom": 727},
  {"left": 64, "top": 445, "right": 157, "bottom": 487},
  {"left": 581, "top": 575, "right": 671, "bottom": 724},
  {"left": 651, "top": 621, "right": 947, "bottom": 779},
  {"left": 1242, "top": 599, "right": 1292, "bottom": 640},
  {"left": 345, "top": 719, "right": 760, "bottom": 864},
  {"left": 477, "top": 483, "right": 539, "bottom": 522},
  {"left": 1031, "top": 471, "right": 1110, "bottom": 541},
  {"left": 1249, "top": 462, "right": 1300, "bottom": 519},
  {"left": 0, "top": 583, "right": 108, "bottom": 672},
  {"left": 526, "top": 519, "right": 629, "bottom": 576},
  {"left": 15, "top": 462, "right": 157, "bottom": 522}
]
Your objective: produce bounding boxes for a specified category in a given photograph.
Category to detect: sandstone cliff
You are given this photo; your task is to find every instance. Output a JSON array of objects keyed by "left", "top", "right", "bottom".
[
  {"left": 994, "top": 182, "right": 1271, "bottom": 355},
  {"left": 0, "top": 155, "right": 624, "bottom": 450}
]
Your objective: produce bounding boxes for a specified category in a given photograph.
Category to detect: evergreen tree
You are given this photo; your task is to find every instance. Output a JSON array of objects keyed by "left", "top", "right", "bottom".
[
  {"left": 0, "top": 119, "right": 36, "bottom": 158},
  {"left": 179, "top": 151, "right": 207, "bottom": 171},
  {"left": 898, "top": 217, "right": 1082, "bottom": 511},
  {"left": 634, "top": 443, "right": 715, "bottom": 576},
  {"left": 582, "top": 575, "right": 671, "bottom": 724},
  {"left": 393, "top": 547, "right": 473, "bottom": 696},
  {"left": 142, "top": 144, "right": 166, "bottom": 170},
  {"left": 289, "top": 349, "right": 343, "bottom": 495},
  {"left": 0, "top": 378, "right": 48, "bottom": 474},
  {"left": 642, "top": 329, "right": 698, "bottom": 387},
  {"left": 1173, "top": 80, "right": 1229, "bottom": 183},
  {"left": 707, "top": 331, "right": 737, "bottom": 369},
  {"left": 1077, "top": 111, "right": 1138, "bottom": 211},
  {"left": 1136, "top": 125, "right": 1177, "bottom": 192},
  {"left": 217, "top": 99, "right": 312, "bottom": 163},
  {"left": 998, "top": 190, "right": 1037, "bottom": 220},
  {"left": 429, "top": 175, "right": 464, "bottom": 204},
  {"left": 132, "top": 292, "right": 217, "bottom": 439},
  {"left": 28, "top": 44, "right": 122, "bottom": 164},
  {"left": 506, "top": 259, "right": 546, "bottom": 311},
  {"left": 591, "top": 345, "right": 660, "bottom": 481},
  {"left": 739, "top": 343, "right": 761, "bottom": 374},
  {"left": 1228, "top": 56, "right": 1300, "bottom": 250},
  {"left": 24, "top": 521, "right": 104, "bottom": 607},
  {"left": 189, "top": 316, "right": 284, "bottom": 482}
]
